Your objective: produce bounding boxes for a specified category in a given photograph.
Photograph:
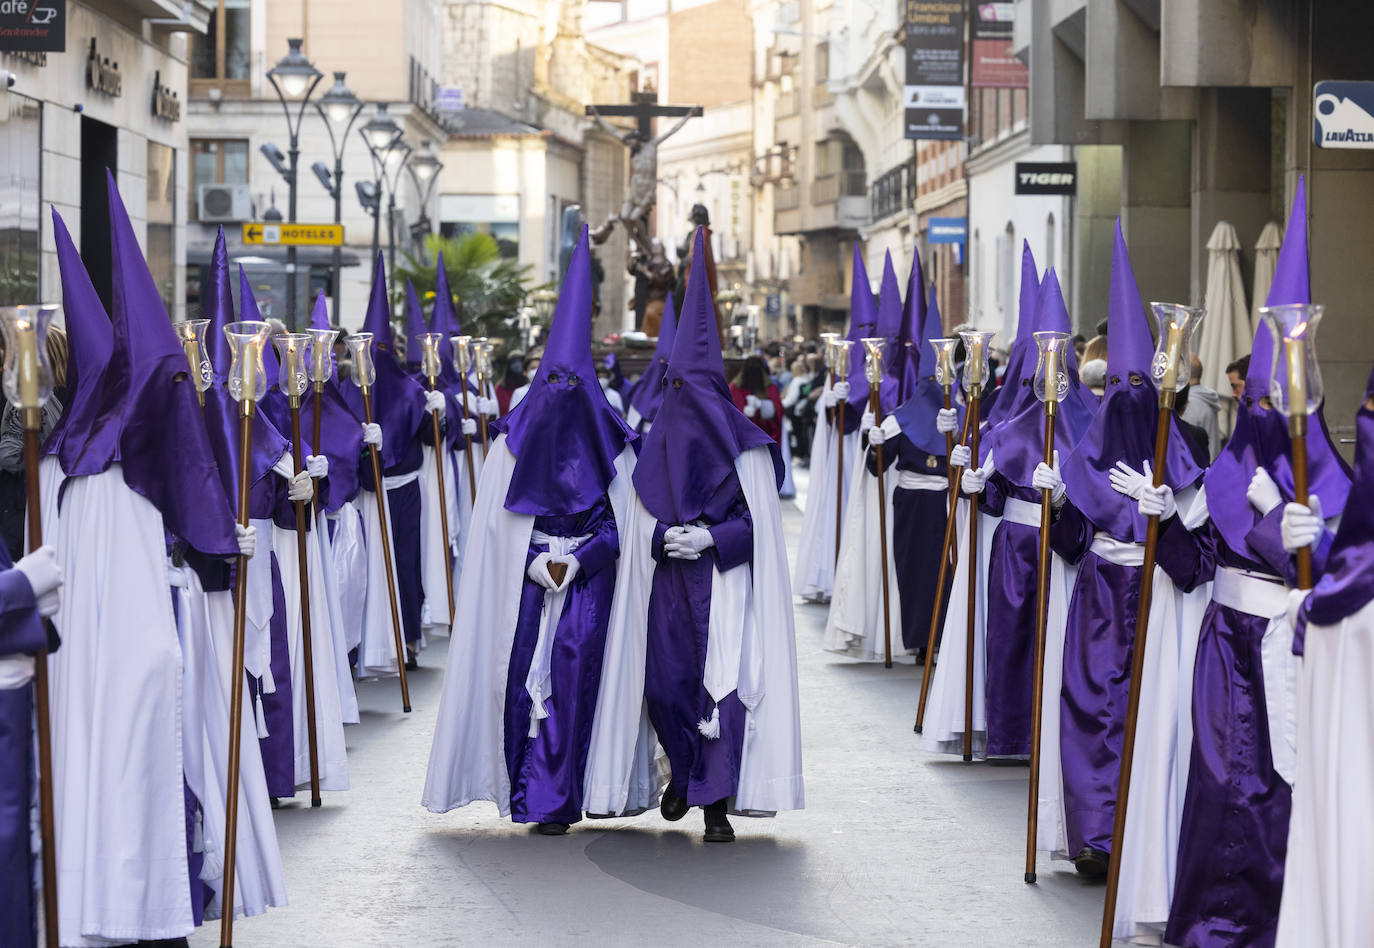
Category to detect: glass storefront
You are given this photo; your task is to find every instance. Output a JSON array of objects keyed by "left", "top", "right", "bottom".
[
  {"left": 0, "top": 93, "right": 40, "bottom": 305},
  {"left": 147, "top": 141, "right": 177, "bottom": 312}
]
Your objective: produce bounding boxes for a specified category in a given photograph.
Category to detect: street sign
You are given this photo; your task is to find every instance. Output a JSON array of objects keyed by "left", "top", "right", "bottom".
[
  {"left": 928, "top": 217, "right": 967, "bottom": 244},
  {"left": 242, "top": 222, "right": 344, "bottom": 246},
  {"left": 0, "top": 0, "right": 65, "bottom": 53},
  {"left": 1314, "top": 81, "right": 1374, "bottom": 149},
  {"left": 1015, "top": 162, "right": 1077, "bottom": 195}
]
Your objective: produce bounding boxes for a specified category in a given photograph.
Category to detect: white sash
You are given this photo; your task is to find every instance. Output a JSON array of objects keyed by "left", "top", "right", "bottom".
[
  {"left": 1002, "top": 497, "right": 1042, "bottom": 528},
  {"left": 896, "top": 471, "right": 947, "bottom": 491},
  {"left": 1090, "top": 533, "right": 1146, "bottom": 567},
  {"left": 523, "top": 530, "right": 591, "bottom": 738}
]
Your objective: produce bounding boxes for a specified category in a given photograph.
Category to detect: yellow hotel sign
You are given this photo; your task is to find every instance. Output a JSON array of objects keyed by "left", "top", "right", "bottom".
[{"left": 242, "top": 223, "right": 344, "bottom": 246}]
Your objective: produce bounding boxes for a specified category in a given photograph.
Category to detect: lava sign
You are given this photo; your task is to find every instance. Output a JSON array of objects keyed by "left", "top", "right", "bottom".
[{"left": 1314, "top": 81, "right": 1374, "bottom": 149}]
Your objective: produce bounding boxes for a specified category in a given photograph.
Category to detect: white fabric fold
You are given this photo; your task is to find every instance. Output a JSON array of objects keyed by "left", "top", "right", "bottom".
[
  {"left": 523, "top": 531, "right": 591, "bottom": 738},
  {"left": 896, "top": 471, "right": 947, "bottom": 491}
]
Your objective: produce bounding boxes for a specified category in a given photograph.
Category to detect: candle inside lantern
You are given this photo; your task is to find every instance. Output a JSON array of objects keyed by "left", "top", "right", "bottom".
[
  {"left": 1159, "top": 322, "right": 1184, "bottom": 392},
  {"left": 966, "top": 339, "right": 984, "bottom": 385},
  {"left": 1286, "top": 335, "right": 1308, "bottom": 420},
  {"left": 1043, "top": 345, "right": 1060, "bottom": 404},
  {"left": 241, "top": 338, "right": 259, "bottom": 402},
  {"left": 16, "top": 320, "right": 38, "bottom": 410}
]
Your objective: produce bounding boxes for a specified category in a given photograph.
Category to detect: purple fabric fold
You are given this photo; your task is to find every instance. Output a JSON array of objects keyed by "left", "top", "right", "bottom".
[
  {"left": 893, "top": 283, "right": 953, "bottom": 457},
  {"left": 627, "top": 292, "right": 678, "bottom": 426},
  {"left": 841, "top": 245, "right": 879, "bottom": 433}
]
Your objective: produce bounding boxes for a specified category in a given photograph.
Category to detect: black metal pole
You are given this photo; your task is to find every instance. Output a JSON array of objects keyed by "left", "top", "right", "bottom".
[
  {"left": 387, "top": 189, "right": 397, "bottom": 298},
  {"left": 287, "top": 140, "right": 299, "bottom": 330},
  {"left": 331, "top": 156, "right": 344, "bottom": 326}
]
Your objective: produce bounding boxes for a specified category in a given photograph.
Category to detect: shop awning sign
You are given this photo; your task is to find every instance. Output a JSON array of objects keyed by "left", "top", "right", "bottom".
[{"left": 0, "top": 0, "right": 65, "bottom": 53}]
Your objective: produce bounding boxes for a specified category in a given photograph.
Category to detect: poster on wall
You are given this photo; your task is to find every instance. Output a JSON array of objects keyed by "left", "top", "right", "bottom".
[
  {"left": 970, "top": 2, "right": 1027, "bottom": 88},
  {"left": 0, "top": 0, "right": 65, "bottom": 52},
  {"left": 904, "top": 1, "right": 965, "bottom": 140}
]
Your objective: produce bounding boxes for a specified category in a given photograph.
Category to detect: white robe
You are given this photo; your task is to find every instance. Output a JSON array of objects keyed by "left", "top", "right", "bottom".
[
  {"left": 270, "top": 522, "right": 350, "bottom": 791},
  {"left": 824, "top": 441, "right": 907, "bottom": 663},
  {"left": 312, "top": 506, "right": 360, "bottom": 725},
  {"left": 171, "top": 567, "right": 287, "bottom": 921},
  {"left": 793, "top": 390, "right": 860, "bottom": 601},
  {"left": 1276, "top": 598, "right": 1374, "bottom": 947},
  {"left": 417, "top": 444, "right": 459, "bottom": 638},
  {"left": 421, "top": 437, "right": 658, "bottom": 817},
  {"left": 354, "top": 486, "right": 409, "bottom": 679},
  {"left": 48, "top": 468, "right": 194, "bottom": 944},
  {"left": 324, "top": 501, "right": 367, "bottom": 668}
]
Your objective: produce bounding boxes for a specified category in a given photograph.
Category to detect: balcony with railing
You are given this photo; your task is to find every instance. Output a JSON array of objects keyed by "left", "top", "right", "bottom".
[{"left": 869, "top": 160, "right": 916, "bottom": 222}]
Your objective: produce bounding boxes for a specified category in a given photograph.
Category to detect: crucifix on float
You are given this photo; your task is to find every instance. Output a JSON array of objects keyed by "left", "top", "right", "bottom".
[{"left": 586, "top": 90, "right": 702, "bottom": 257}]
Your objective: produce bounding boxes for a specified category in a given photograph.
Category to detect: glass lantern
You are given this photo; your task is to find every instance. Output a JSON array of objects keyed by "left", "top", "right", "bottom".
[
  {"left": 1147, "top": 302, "right": 1206, "bottom": 402},
  {"left": 176, "top": 318, "right": 213, "bottom": 401},
  {"left": 1032, "top": 331, "right": 1072, "bottom": 407},
  {"left": 819, "top": 332, "right": 840, "bottom": 374},
  {"left": 861, "top": 337, "right": 886, "bottom": 386},
  {"left": 273, "top": 332, "right": 312, "bottom": 404},
  {"left": 0, "top": 304, "right": 57, "bottom": 428},
  {"left": 346, "top": 331, "right": 377, "bottom": 390},
  {"left": 1260, "top": 302, "right": 1325, "bottom": 435},
  {"left": 451, "top": 335, "right": 473, "bottom": 377},
  {"left": 306, "top": 327, "right": 339, "bottom": 387},
  {"left": 223, "top": 320, "right": 271, "bottom": 405},
  {"left": 831, "top": 339, "right": 854, "bottom": 382},
  {"left": 929, "top": 337, "right": 959, "bottom": 387},
  {"left": 958, "top": 329, "right": 995, "bottom": 397},
  {"left": 420, "top": 332, "right": 444, "bottom": 384}
]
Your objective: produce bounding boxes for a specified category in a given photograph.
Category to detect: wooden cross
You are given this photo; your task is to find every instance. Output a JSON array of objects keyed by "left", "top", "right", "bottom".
[{"left": 585, "top": 90, "right": 702, "bottom": 139}]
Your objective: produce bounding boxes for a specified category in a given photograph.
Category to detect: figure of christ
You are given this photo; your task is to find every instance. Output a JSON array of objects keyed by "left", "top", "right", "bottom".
[{"left": 588, "top": 106, "right": 695, "bottom": 257}]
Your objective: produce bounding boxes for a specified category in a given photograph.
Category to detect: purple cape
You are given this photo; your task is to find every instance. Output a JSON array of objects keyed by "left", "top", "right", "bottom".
[
  {"left": 1204, "top": 176, "right": 1350, "bottom": 553},
  {"left": 892, "top": 283, "right": 953, "bottom": 457},
  {"left": 45, "top": 208, "right": 115, "bottom": 476},
  {"left": 841, "top": 245, "right": 879, "bottom": 433},
  {"left": 103, "top": 172, "right": 238, "bottom": 556},
  {"left": 490, "top": 227, "right": 637, "bottom": 516},
  {"left": 1306, "top": 363, "right": 1374, "bottom": 624},
  {"left": 980, "top": 269, "right": 1097, "bottom": 488},
  {"left": 340, "top": 253, "right": 428, "bottom": 471},
  {"left": 627, "top": 291, "right": 678, "bottom": 425},
  {"left": 634, "top": 227, "right": 780, "bottom": 523},
  {"left": 1061, "top": 220, "right": 1201, "bottom": 541}
]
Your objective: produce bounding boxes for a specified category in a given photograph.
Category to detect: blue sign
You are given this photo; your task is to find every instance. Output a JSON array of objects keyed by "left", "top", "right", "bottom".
[
  {"left": 765, "top": 293, "right": 781, "bottom": 316},
  {"left": 1314, "top": 81, "right": 1374, "bottom": 149},
  {"left": 928, "top": 217, "right": 967, "bottom": 244}
]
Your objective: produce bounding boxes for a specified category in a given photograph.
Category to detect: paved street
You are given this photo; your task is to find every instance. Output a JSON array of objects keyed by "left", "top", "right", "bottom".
[{"left": 194, "top": 479, "right": 1103, "bottom": 946}]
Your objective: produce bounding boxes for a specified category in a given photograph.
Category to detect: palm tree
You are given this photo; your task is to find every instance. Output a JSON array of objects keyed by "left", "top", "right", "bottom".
[{"left": 394, "top": 232, "right": 540, "bottom": 349}]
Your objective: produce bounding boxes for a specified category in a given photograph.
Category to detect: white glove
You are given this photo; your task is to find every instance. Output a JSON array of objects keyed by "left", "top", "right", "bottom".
[
  {"left": 1109, "top": 460, "right": 1152, "bottom": 501},
  {"left": 1032, "top": 451, "right": 1065, "bottom": 505},
  {"left": 1285, "top": 587, "right": 1311, "bottom": 629},
  {"left": 1248, "top": 468, "right": 1283, "bottom": 517},
  {"left": 1139, "top": 483, "right": 1177, "bottom": 521},
  {"left": 527, "top": 552, "right": 557, "bottom": 590},
  {"left": 936, "top": 408, "right": 957, "bottom": 434},
  {"left": 744, "top": 394, "right": 759, "bottom": 418},
  {"left": 950, "top": 444, "right": 972, "bottom": 469},
  {"left": 833, "top": 381, "right": 850, "bottom": 401},
  {"left": 880, "top": 414, "right": 901, "bottom": 441},
  {"left": 819, "top": 388, "right": 838, "bottom": 409},
  {"left": 664, "top": 525, "right": 715, "bottom": 560},
  {"left": 306, "top": 454, "right": 328, "bottom": 479},
  {"left": 287, "top": 470, "right": 314, "bottom": 503},
  {"left": 549, "top": 554, "right": 581, "bottom": 590},
  {"left": 478, "top": 397, "right": 499, "bottom": 417},
  {"left": 272, "top": 451, "right": 295, "bottom": 480},
  {"left": 461, "top": 418, "right": 477, "bottom": 437},
  {"left": 235, "top": 523, "right": 257, "bottom": 558},
  {"left": 867, "top": 424, "right": 886, "bottom": 446},
  {"left": 425, "top": 390, "right": 446, "bottom": 417},
  {"left": 15, "top": 546, "right": 62, "bottom": 618},
  {"left": 1281, "top": 496, "right": 1325, "bottom": 553},
  {"left": 362, "top": 423, "right": 383, "bottom": 448},
  {"left": 961, "top": 464, "right": 992, "bottom": 495}
]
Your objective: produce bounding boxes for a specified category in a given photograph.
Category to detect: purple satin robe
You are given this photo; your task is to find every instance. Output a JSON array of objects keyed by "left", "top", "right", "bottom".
[
  {"left": 502, "top": 496, "right": 619, "bottom": 824},
  {"left": 870, "top": 434, "right": 950, "bottom": 650},
  {"left": 253, "top": 553, "right": 296, "bottom": 799},
  {"left": 644, "top": 473, "right": 753, "bottom": 806}
]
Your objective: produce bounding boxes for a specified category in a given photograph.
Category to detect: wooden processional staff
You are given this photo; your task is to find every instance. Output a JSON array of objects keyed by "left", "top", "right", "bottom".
[
  {"left": 1099, "top": 303, "right": 1204, "bottom": 947},
  {"left": 305, "top": 326, "right": 340, "bottom": 520},
  {"left": 4, "top": 304, "right": 61, "bottom": 948},
  {"left": 1024, "top": 330, "right": 1070, "bottom": 883},
  {"left": 914, "top": 337, "right": 968, "bottom": 732},
  {"left": 831, "top": 339, "right": 854, "bottom": 569},
  {"left": 345, "top": 332, "right": 412, "bottom": 714},
  {"left": 958, "top": 330, "right": 994, "bottom": 763},
  {"left": 473, "top": 337, "right": 493, "bottom": 454},
  {"left": 275, "top": 333, "right": 324, "bottom": 807},
  {"left": 420, "top": 332, "right": 456, "bottom": 624},
  {"left": 861, "top": 338, "right": 895, "bottom": 668},
  {"left": 817, "top": 332, "right": 840, "bottom": 566},
  {"left": 450, "top": 334, "right": 479, "bottom": 504}
]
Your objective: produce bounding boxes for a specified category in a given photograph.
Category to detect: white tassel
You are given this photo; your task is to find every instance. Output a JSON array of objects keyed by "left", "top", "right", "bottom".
[
  {"left": 696, "top": 706, "right": 720, "bottom": 740},
  {"left": 254, "top": 696, "right": 269, "bottom": 739}
]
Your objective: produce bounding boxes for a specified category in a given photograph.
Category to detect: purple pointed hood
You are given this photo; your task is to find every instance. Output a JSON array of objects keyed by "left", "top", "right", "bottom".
[
  {"left": 104, "top": 172, "right": 238, "bottom": 556},
  {"left": 841, "top": 245, "right": 879, "bottom": 432},
  {"left": 627, "top": 290, "right": 678, "bottom": 426},
  {"left": 341, "top": 253, "right": 427, "bottom": 470},
  {"left": 634, "top": 227, "right": 781, "bottom": 522},
  {"left": 981, "top": 241, "right": 1042, "bottom": 433},
  {"left": 403, "top": 279, "right": 427, "bottom": 373},
  {"left": 1306, "top": 361, "right": 1374, "bottom": 625},
  {"left": 980, "top": 268, "right": 1098, "bottom": 487},
  {"left": 193, "top": 236, "right": 289, "bottom": 519},
  {"left": 892, "top": 281, "right": 955, "bottom": 456},
  {"left": 1061, "top": 221, "right": 1202, "bottom": 541},
  {"left": 45, "top": 208, "right": 116, "bottom": 475},
  {"left": 1205, "top": 176, "right": 1350, "bottom": 553},
  {"left": 429, "top": 252, "right": 466, "bottom": 391},
  {"left": 898, "top": 248, "right": 928, "bottom": 401},
  {"left": 873, "top": 252, "right": 905, "bottom": 414},
  {"left": 238, "top": 269, "right": 282, "bottom": 390},
  {"left": 303, "top": 292, "right": 363, "bottom": 511},
  {"left": 490, "top": 227, "right": 636, "bottom": 515}
]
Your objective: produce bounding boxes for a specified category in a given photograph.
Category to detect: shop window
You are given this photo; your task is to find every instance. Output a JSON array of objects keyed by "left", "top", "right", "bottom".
[
  {"left": 815, "top": 43, "right": 829, "bottom": 84},
  {"left": 191, "top": 0, "right": 251, "bottom": 96},
  {"left": 0, "top": 93, "right": 40, "bottom": 305},
  {"left": 190, "top": 139, "right": 249, "bottom": 220},
  {"left": 147, "top": 141, "right": 177, "bottom": 313}
]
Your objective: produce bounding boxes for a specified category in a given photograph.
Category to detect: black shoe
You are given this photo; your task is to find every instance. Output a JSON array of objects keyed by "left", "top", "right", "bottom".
[
  {"left": 660, "top": 787, "right": 689, "bottom": 822},
  {"left": 405, "top": 649, "right": 419, "bottom": 671},
  {"left": 703, "top": 800, "right": 735, "bottom": 843},
  {"left": 536, "top": 822, "right": 569, "bottom": 836},
  {"left": 1073, "top": 846, "right": 1109, "bottom": 879}
]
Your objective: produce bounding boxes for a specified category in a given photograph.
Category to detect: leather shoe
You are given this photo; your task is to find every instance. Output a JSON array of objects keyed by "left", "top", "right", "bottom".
[
  {"left": 660, "top": 787, "right": 689, "bottom": 822},
  {"left": 1073, "top": 846, "right": 1109, "bottom": 879},
  {"left": 536, "top": 822, "right": 569, "bottom": 836},
  {"left": 703, "top": 800, "right": 735, "bottom": 843}
]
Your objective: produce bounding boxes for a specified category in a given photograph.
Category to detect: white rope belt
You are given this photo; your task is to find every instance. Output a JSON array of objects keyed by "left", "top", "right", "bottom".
[
  {"left": 1001, "top": 497, "right": 1043, "bottom": 528},
  {"left": 382, "top": 469, "right": 420, "bottom": 491},
  {"left": 1089, "top": 533, "right": 1146, "bottom": 567},
  {"left": 896, "top": 471, "right": 948, "bottom": 491},
  {"left": 1213, "top": 566, "right": 1289, "bottom": 619}
]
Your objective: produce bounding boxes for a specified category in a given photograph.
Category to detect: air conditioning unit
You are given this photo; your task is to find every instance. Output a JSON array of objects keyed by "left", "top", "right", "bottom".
[{"left": 197, "top": 183, "right": 253, "bottom": 222}]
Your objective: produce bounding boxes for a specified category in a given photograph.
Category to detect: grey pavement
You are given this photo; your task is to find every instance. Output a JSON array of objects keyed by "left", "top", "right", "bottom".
[{"left": 194, "top": 475, "right": 1105, "bottom": 946}]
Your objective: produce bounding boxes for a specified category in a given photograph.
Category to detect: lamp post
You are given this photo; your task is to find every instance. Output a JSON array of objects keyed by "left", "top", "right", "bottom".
[
  {"left": 407, "top": 138, "right": 443, "bottom": 252},
  {"left": 313, "top": 72, "right": 364, "bottom": 328},
  {"left": 265, "top": 38, "right": 323, "bottom": 331},
  {"left": 359, "top": 103, "right": 403, "bottom": 271}
]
